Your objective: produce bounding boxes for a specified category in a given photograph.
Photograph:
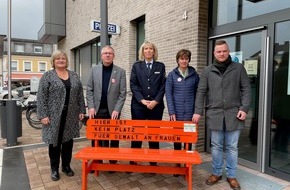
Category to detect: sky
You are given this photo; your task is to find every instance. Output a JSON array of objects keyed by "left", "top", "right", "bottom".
[{"left": 0, "top": 0, "right": 43, "bottom": 40}]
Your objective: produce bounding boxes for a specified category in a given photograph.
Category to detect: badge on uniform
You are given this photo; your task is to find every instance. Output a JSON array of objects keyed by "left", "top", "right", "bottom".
[
  {"left": 112, "top": 78, "right": 116, "bottom": 83},
  {"left": 154, "top": 71, "right": 160, "bottom": 74}
]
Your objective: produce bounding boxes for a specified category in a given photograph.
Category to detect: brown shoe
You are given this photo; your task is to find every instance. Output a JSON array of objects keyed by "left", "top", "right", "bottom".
[
  {"left": 206, "top": 174, "right": 222, "bottom": 185},
  {"left": 227, "top": 178, "right": 241, "bottom": 190}
]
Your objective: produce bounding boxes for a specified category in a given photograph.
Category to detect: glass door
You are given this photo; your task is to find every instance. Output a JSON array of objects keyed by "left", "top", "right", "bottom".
[
  {"left": 268, "top": 20, "right": 290, "bottom": 180},
  {"left": 210, "top": 29, "right": 267, "bottom": 170}
]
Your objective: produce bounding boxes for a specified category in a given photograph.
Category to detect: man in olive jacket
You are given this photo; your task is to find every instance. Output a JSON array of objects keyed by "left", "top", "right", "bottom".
[{"left": 193, "top": 40, "right": 251, "bottom": 190}]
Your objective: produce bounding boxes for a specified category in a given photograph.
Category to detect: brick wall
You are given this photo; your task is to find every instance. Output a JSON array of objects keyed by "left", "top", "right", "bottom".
[{"left": 61, "top": 0, "right": 209, "bottom": 152}]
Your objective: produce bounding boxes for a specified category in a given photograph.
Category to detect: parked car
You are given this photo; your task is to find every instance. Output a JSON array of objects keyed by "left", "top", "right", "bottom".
[{"left": 0, "top": 85, "right": 31, "bottom": 100}]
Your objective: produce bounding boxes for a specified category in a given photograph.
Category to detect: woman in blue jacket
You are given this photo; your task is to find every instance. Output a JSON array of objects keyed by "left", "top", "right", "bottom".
[{"left": 165, "top": 49, "right": 199, "bottom": 151}]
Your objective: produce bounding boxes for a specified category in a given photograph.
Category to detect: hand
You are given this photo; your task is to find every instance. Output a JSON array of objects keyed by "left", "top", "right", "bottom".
[
  {"left": 169, "top": 114, "right": 176, "bottom": 121},
  {"left": 147, "top": 100, "right": 158, "bottom": 110},
  {"left": 79, "top": 113, "right": 85, "bottom": 120},
  {"left": 192, "top": 114, "right": 201, "bottom": 124},
  {"left": 41, "top": 117, "right": 50, "bottom": 125},
  {"left": 88, "top": 108, "right": 96, "bottom": 119},
  {"left": 237, "top": 110, "right": 247, "bottom": 120},
  {"left": 111, "top": 111, "right": 119, "bottom": 120},
  {"left": 141, "top": 99, "right": 150, "bottom": 106},
  {"left": 272, "top": 119, "right": 277, "bottom": 125}
]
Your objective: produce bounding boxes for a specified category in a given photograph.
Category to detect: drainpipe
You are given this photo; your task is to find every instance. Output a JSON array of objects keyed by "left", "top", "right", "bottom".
[{"left": 100, "top": 0, "right": 109, "bottom": 49}]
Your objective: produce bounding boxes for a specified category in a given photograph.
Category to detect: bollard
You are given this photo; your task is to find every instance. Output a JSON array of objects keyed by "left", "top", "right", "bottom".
[
  {"left": 0, "top": 100, "right": 7, "bottom": 138},
  {"left": 6, "top": 100, "right": 22, "bottom": 146}
]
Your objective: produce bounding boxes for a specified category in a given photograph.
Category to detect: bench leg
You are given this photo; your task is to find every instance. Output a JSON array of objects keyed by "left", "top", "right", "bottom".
[
  {"left": 187, "top": 164, "right": 192, "bottom": 190},
  {"left": 92, "top": 160, "right": 99, "bottom": 176},
  {"left": 82, "top": 161, "right": 88, "bottom": 190}
]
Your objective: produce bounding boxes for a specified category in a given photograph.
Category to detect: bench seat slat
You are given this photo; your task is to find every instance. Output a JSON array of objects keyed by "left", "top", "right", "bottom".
[{"left": 75, "top": 147, "right": 202, "bottom": 164}]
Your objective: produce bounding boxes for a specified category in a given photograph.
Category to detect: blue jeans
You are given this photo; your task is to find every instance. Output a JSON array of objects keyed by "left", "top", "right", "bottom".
[{"left": 210, "top": 128, "right": 241, "bottom": 178}]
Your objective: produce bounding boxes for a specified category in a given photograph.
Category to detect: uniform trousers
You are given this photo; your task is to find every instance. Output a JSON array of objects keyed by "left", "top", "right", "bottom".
[{"left": 131, "top": 103, "right": 164, "bottom": 149}]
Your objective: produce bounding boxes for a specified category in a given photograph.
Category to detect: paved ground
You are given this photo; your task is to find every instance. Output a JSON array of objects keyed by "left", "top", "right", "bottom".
[{"left": 1, "top": 113, "right": 290, "bottom": 190}]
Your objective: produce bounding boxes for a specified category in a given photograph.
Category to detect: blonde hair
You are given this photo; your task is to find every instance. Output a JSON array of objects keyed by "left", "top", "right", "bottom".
[
  {"left": 138, "top": 41, "right": 158, "bottom": 61},
  {"left": 51, "top": 50, "right": 69, "bottom": 68}
]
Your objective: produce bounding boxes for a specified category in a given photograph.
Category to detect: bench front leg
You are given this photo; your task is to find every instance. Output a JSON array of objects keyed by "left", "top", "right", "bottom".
[
  {"left": 82, "top": 160, "right": 89, "bottom": 190},
  {"left": 187, "top": 164, "right": 192, "bottom": 190}
]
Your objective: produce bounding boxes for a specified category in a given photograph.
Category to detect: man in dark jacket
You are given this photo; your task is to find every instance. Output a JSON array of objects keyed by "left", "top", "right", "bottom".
[{"left": 193, "top": 40, "right": 251, "bottom": 190}]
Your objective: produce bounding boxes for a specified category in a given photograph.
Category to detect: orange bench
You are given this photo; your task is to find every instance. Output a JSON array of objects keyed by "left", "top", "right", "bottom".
[{"left": 74, "top": 119, "right": 202, "bottom": 190}]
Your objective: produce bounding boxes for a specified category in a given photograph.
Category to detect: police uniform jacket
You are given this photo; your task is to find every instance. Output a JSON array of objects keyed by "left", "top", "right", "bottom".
[{"left": 130, "top": 60, "right": 166, "bottom": 109}]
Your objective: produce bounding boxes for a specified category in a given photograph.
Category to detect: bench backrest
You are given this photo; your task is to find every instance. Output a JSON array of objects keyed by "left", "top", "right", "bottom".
[{"left": 86, "top": 119, "right": 198, "bottom": 146}]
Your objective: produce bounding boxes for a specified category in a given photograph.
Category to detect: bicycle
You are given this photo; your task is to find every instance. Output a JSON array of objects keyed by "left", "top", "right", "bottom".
[
  {"left": 25, "top": 100, "right": 87, "bottom": 130},
  {"left": 26, "top": 101, "right": 42, "bottom": 129},
  {"left": 14, "top": 94, "right": 42, "bottom": 129}
]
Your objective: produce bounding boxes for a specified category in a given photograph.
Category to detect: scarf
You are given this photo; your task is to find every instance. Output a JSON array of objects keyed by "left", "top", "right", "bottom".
[{"left": 213, "top": 56, "right": 232, "bottom": 74}]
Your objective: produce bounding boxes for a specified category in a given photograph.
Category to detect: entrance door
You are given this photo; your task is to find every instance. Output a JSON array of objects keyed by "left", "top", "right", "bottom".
[
  {"left": 268, "top": 20, "right": 290, "bottom": 181},
  {"left": 210, "top": 29, "right": 267, "bottom": 170}
]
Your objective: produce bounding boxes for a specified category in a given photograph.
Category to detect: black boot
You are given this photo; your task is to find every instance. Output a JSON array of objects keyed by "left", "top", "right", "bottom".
[
  {"left": 62, "top": 166, "right": 74, "bottom": 177},
  {"left": 51, "top": 169, "right": 60, "bottom": 181}
]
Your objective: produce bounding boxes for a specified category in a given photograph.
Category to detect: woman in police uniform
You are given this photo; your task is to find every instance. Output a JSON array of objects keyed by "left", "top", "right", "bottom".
[{"left": 130, "top": 41, "right": 166, "bottom": 166}]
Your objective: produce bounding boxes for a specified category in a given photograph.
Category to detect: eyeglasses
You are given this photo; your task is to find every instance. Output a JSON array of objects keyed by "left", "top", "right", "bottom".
[{"left": 102, "top": 52, "right": 114, "bottom": 55}]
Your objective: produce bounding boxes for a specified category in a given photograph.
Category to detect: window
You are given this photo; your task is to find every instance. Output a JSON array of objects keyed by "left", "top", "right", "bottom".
[
  {"left": 91, "top": 42, "right": 101, "bottom": 65},
  {"left": 11, "top": 61, "right": 18, "bottom": 71},
  {"left": 135, "top": 16, "right": 145, "bottom": 60},
  {"left": 15, "top": 44, "right": 24, "bottom": 53},
  {"left": 39, "top": 62, "right": 47, "bottom": 72},
  {"left": 212, "top": 0, "right": 290, "bottom": 27},
  {"left": 34, "top": 46, "right": 43, "bottom": 54},
  {"left": 24, "top": 61, "right": 32, "bottom": 71}
]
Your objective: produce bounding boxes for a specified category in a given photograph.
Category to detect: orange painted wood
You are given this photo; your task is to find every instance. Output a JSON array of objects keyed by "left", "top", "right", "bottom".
[
  {"left": 74, "top": 119, "right": 201, "bottom": 190},
  {"left": 86, "top": 119, "right": 198, "bottom": 143},
  {"left": 75, "top": 147, "right": 201, "bottom": 164}
]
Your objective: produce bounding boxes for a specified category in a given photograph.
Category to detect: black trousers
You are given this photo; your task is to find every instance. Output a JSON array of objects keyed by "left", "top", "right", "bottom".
[
  {"left": 273, "top": 118, "right": 290, "bottom": 152},
  {"left": 49, "top": 108, "right": 73, "bottom": 170},
  {"left": 131, "top": 103, "right": 163, "bottom": 149},
  {"left": 91, "top": 108, "right": 119, "bottom": 148},
  {"left": 174, "top": 143, "right": 192, "bottom": 150},
  {"left": 173, "top": 119, "right": 192, "bottom": 150}
]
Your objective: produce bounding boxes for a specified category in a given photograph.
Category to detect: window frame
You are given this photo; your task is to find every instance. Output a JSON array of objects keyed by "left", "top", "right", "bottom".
[
  {"left": 14, "top": 44, "right": 25, "bottom": 53},
  {"left": 38, "top": 61, "right": 47, "bottom": 72},
  {"left": 11, "top": 60, "right": 19, "bottom": 71},
  {"left": 23, "top": 61, "right": 32, "bottom": 72},
  {"left": 34, "top": 46, "right": 43, "bottom": 54}
]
